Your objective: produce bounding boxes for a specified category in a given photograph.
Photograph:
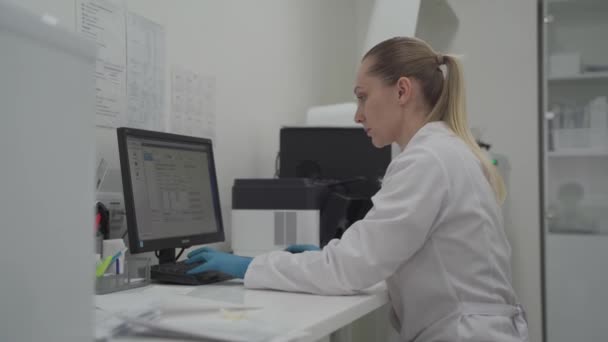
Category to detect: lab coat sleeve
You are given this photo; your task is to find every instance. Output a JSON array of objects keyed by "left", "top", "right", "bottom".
[{"left": 244, "top": 146, "right": 449, "bottom": 295}]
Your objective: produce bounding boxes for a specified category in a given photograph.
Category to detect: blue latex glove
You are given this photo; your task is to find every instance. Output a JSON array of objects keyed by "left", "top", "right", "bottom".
[
  {"left": 285, "top": 244, "right": 321, "bottom": 253},
  {"left": 185, "top": 247, "right": 252, "bottom": 279}
]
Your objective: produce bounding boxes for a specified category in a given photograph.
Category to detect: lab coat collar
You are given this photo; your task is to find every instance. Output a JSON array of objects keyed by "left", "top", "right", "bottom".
[{"left": 402, "top": 120, "right": 451, "bottom": 151}]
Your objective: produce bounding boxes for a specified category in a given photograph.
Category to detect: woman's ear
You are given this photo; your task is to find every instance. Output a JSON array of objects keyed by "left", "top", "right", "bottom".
[{"left": 396, "top": 76, "right": 412, "bottom": 105}]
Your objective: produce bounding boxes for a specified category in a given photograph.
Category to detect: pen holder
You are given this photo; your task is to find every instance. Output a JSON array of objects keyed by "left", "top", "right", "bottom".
[{"left": 95, "top": 256, "right": 151, "bottom": 295}]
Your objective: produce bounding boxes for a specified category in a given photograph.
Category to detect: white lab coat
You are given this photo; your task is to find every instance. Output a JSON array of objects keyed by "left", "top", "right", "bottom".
[{"left": 245, "top": 121, "right": 529, "bottom": 342}]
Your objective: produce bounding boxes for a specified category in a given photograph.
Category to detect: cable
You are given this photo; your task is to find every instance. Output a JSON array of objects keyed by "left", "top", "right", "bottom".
[
  {"left": 154, "top": 248, "right": 185, "bottom": 262},
  {"left": 274, "top": 151, "right": 280, "bottom": 178}
]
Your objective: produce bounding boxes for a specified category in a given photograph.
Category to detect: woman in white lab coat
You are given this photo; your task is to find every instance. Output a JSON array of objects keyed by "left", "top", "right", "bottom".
[{"left": 187, "top": 36, "right": 529, "bottom": 342}]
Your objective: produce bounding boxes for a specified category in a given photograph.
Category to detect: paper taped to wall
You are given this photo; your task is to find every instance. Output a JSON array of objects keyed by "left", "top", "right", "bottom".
[
  {"left": 126, "top": 11, "right": 166, "bottom": 131},
  {"left": 170, "top": 66, "right": 216, "bottom": 139},
  {"left": 76, "top": 0, "right": 127, "bottom": 128}
]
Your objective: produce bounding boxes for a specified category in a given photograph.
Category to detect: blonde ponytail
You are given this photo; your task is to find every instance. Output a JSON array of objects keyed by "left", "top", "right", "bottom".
[
  {"left": 364, "top": 37, "right": 506, "bottom": 203},
  {"left": 429, "top": 55, "right": 506, "bottom": 203}
]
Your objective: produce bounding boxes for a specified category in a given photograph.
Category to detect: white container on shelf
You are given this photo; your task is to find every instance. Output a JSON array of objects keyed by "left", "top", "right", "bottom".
[
  {"left": 590, "top": 129, "right": 608, "bottom": 148},
  {"left": 553, "top": 127, "right": 591, "bottom": 150},
  {"left": 589, "top": 96, "right": 608, "bottom": 148},
  {"left": 589, "top": 96, "right": 607, "bottom": 128},
  {"left": 549, "top": 53, "right": 581, "bottom": 77}
]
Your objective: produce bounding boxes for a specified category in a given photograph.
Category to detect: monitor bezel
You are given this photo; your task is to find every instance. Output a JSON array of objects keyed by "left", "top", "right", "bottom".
[{"left": 117, "top": 127, "right": 225, "bottom": 254}]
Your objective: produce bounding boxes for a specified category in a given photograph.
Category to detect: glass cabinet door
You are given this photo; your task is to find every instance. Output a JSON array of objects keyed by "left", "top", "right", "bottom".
[{"left": 542, "top": 0, "right": 608, "bottom": 341}]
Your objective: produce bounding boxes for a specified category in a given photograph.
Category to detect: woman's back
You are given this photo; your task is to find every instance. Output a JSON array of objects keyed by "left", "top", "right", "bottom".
[{"left": 386, "top": 121, "right": 525, "bottom": 341}]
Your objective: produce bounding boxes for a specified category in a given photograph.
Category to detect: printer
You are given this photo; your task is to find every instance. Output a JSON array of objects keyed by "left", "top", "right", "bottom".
[
  {"left": 231, "top": 127, "right": 391, "bottom": 257},
  {"left": 231, "top": 178, "right": 375, "bottom": 257}
]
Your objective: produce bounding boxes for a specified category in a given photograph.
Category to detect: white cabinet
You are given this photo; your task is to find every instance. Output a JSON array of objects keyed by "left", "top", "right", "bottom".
[{"left": 542, "top": 1, "right": 608, "bottom": 341}]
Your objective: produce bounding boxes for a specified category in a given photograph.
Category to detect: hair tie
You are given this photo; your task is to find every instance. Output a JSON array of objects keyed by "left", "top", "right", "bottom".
[{"left": 436, "top": 54, "right": 445, "bottom": 66}]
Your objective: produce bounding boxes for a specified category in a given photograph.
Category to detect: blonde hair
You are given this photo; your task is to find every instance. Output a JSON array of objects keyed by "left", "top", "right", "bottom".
[{"left": 363, "top": 37, "right": 506, "bottom": 203}]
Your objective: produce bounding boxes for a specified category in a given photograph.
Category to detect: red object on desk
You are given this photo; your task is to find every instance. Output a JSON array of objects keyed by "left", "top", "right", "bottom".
[{"left": 95, "top": 212, "right": 101, "bottom": 232}]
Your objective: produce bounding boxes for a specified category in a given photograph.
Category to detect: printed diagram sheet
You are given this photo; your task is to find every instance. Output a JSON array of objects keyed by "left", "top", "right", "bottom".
[
  {"left": 170, "top": 66, "right": 216, "bottom": 140},
  {"left": 126, "top": 12, "right": 166, "bottom": 130}
]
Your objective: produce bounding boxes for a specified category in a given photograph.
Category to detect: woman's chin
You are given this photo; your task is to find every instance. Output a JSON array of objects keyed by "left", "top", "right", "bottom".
[{"left": 370, "top": 137, "right": 388, "bottom": 149}]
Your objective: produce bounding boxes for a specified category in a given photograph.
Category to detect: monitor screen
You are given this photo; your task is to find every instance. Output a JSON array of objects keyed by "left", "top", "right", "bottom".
[
  {"left": 118, "top": 128, "right": 224, "bottom": 254},
  {"left": 279, "top": 127, "right": 391, "bottom": 181}
]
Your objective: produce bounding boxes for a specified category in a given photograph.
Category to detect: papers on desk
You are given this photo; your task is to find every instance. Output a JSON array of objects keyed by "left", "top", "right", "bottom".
[{"left": 95, "top": 285, "right": 309, "bottom": 342}]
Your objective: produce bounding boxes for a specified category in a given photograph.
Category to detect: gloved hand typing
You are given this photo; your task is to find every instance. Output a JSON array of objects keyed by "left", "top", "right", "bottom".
[
  {"left": 284, "top": 244, "right": 321, "bottom": 253},
  {"left": 185, "top": 247, "right": 252, "bottom": 279}
]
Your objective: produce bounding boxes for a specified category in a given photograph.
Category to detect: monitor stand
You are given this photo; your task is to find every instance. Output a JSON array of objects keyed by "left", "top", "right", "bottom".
[{"left": 157, "top": 248, "right": 176, "bottom": 264}]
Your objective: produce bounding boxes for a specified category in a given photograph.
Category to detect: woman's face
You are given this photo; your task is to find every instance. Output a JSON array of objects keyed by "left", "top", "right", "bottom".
[{"left": 353, "top": 58, "right": 405, "bottom": 148}]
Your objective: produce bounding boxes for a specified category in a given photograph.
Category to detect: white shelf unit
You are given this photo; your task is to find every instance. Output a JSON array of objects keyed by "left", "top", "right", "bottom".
[
  {"left": 548, "top": 149, "right": 608, "bottom": 157},
  {"left": 549, "top": 72, "right": 608, "bottom": 82},
  {"left": 543, "top": 1, "right": 608, "bottom": 341},
  {"left": 547, "top": 0, "right": 608, "bottom": 10}
]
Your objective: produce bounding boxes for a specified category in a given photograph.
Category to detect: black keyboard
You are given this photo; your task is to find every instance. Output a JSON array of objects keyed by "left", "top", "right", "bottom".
[{"left": 151, "top": 260, "right": 234, "bottom": 285}]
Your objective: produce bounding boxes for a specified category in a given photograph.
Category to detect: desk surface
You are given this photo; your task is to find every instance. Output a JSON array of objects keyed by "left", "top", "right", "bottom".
[{"left": 96, "top": 280, "right": 388, "bottom": 342}]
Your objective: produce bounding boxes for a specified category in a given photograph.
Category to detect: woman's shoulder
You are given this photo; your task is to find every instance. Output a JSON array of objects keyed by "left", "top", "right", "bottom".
[
  {"left": 398, "top": 123, "right": 463, "bottom": 160},
  {"left": 386, "top": 143, "right": 447, "bottom": 182},
  {"left": 389, "top": 123, "right": 470, "bottom": 180}
]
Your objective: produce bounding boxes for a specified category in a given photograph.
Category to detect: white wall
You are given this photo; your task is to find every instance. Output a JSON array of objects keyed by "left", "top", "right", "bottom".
[
  {"left": 417, "top": 1, "right": 542, "bottom": 341},
  {"left": 354, "top": 0, "right": 375, "bottom": 60},
  {"left": 11, "top": 0, "right": 358, "bottom": 250},
  {"left": 360, "top": 0, "right": 420, "bottom": 54}
]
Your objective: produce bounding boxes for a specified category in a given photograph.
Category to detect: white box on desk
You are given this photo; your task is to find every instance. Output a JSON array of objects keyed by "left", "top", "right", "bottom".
[{"left": 232, "top": 210, "right": 320, "bottom": 257}]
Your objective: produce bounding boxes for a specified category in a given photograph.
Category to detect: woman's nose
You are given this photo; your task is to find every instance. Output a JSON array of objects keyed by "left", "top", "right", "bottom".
[{"left": 354, "top": 109, "right": 364, "bottom": 124}]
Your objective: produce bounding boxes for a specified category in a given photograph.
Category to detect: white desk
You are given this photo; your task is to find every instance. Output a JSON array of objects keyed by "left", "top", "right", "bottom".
[{"left": 97, "top": 280, "right": 389, "bottom": 342}]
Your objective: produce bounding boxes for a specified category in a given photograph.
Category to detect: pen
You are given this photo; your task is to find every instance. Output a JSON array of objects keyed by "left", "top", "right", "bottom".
[
  {"left": 96, "top": 255, "right": 114, "bottom": 277},
  {"left": 95, "top": 251, "right": 122, "bottom": 277}
]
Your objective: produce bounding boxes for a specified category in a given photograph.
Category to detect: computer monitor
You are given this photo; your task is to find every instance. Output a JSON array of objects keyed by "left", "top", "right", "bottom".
[
  {"left": 117, "top": 128, "right": 225, "bottom": 264},
  {"left": 279, "top": 127, "right": 391, "bottom": 183}
]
